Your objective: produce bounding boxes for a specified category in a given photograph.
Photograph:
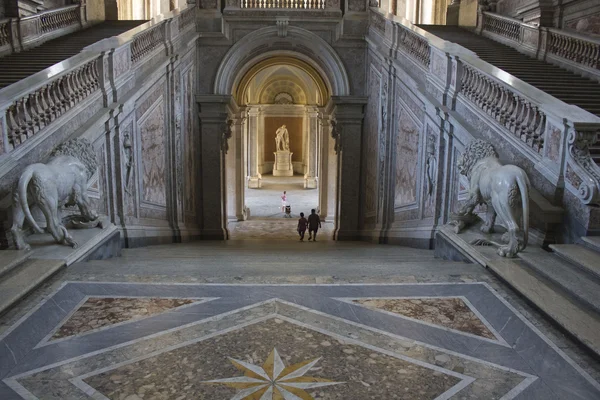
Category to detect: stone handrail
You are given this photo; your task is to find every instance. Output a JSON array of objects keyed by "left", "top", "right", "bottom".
[
  {"left": 0, "top": 4, "right": 197, "bottom": 156},
  {"left": 370, "top": 7, "right": 600, "bottom": 205},
  {"left": 478, "top": 11, "right": 600, "bottom": 80},
  {"left": 546, "top": 28, "right": 600, "bottom": 70},
  {"left": 131, "top": 23, "right": 165, "bottom": 64},
  {"left": 240, "top": 0, "right": 325, "bottom": 8},
  {"left": 0, "top": 4, "right": 86, "bottom": 57}
]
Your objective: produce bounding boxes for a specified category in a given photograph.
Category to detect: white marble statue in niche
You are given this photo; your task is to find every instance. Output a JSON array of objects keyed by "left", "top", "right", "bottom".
[
  {"left": 448, "top": 139, "right": 530, "bottom": 258},
  {"left": 275, "top": 125, "right": 290, "bottom": 152}
]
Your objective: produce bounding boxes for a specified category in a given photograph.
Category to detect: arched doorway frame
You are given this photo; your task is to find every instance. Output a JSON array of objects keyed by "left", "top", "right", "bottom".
[{"left": 198, "top": 25, "right": 361, "bottom": 240}]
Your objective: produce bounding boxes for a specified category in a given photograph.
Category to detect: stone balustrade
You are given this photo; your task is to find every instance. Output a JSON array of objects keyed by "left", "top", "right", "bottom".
[
  {"left": 131, "top": 23, "right": 166, "bottom": 64},
  {"left": 240, "top": 0, "right": 325, "bottom": 8},
  {"left": 370, "top": 7, "right": 600, "bottom": 205},
  {"left": 0, "top": 5, "right": 196, "bottom": 157},
  {"left": 478, "top": 12, "right": 600, "bottom": 80},
  {"left": 0, "top": 4, "right": 86, "bottom": 57}
]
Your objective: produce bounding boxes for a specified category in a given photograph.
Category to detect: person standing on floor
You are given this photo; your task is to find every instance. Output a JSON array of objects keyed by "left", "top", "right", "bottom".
[
  {"left": 281, "top": 191, "right": 287, "bottom": 212},
  {"left": 297, "top": 212, "right": 308, "bottom": 241},
  {"left": 307, "top": 209, "right": 322, "bottom": 241}
]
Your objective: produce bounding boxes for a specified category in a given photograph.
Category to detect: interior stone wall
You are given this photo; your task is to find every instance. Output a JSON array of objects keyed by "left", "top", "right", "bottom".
[
  {"left": 394, "top": 105, "right": 420, "bottom": 209},
  {"left": 458, "top": 0, "right": 478, "bottom": 26},
  {"left": 87, "top": 0, "right": 106, "bottom": 22},
  {"left": 363, "top": 63, "right": 381, "bottom": 221},
  {"left": 559, "top": 0, "right": 600, "bottom": 36}
]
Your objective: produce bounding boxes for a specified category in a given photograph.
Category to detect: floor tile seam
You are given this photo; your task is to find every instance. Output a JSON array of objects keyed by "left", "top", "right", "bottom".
[
  {"left": 33, "top": 297, "right": 221, "bottom": 349},
  {"left": 62, "top": 281, "right": 489, "bottom": 287},
  {"left": 272, "top": 299, "right": 538, "bottom": 379},
  {"left": 333, "top": 296, "right": 511, "bottom": 347},
  {"left": 4, "top": 298, "right": 279, "bottom": 380},
  {"left": 478, "top": 281, "right": 600, "bottom": 391},
  {"left": 0, "top": 281, "right": 74, "bottom": 343},
  {"left": 268, "top": 314, "right": 479, "bottom": 400}
]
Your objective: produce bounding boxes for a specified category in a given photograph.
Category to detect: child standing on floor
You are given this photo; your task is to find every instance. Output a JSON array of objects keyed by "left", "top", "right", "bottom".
[{"left": 297, "top": 212, "right": 308, "bottom": 241}]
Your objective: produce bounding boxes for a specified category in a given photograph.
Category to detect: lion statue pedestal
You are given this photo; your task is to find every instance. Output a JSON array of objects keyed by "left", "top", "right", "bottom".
[
  {"left": 10, "top": 138, "right": 99, "bottom": 251},
  {"left": 448, "top": 139, "right": 530, "bottom": 258}
]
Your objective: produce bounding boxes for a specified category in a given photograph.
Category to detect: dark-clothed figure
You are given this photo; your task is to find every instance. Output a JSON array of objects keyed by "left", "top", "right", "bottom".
[
  {"left": 298, "top": 212, "right": 308, "bottom": 241},
  {"left": 307, "top": 209, "right": 321, "bottom": 241}
]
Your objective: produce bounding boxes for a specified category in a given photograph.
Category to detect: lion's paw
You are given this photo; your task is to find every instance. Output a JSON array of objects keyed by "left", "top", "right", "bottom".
[{"left": 497, "top": 246, "right": 517, "bottom": 258}]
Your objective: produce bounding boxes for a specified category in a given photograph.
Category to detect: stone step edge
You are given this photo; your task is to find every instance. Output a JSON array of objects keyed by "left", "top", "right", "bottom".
[
  {"left": 0, "top": 250, "right": 31, "bottom": 280},
  {"left": 549, "top": 244, "right": 600, "bottom": 282},
  {"left": 0, "top": 259, "right": 65, "bottom": 317},
  {"left": 517, "top": 249, "right": 600, "bottom": 315},
  {"left": 436, "top": 226, "right": 600, "bottom": 358},
  {"left": 581, "top": 236, "right": 600, "bottom": 253}
]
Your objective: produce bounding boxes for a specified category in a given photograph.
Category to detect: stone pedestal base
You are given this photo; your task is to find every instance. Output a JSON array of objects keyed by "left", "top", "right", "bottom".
[
  {"left": 304, "top": 176, "right": 318, "bottom": 189},
  {"left": 248, "top": 176, "right": 262, "bottom": 188},
  {"left": 273, "top": 151, "right": 293, "bottom": 177}
]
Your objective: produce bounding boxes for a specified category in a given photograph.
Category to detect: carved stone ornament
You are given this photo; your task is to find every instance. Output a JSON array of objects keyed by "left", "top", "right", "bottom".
[
  {"left": 330, "top": 120, "right": 341, "bottom": 154},
  {"left": 10, "top": 138, "right": 100, "bottom": 250},
  {"left": 565, "top": 129, "right": 600, "bottom": 205},
  {"left": 425, "top": 133, "right": 437, "bottom": 200},
  {"left": 447, "top": 139, "right": 530, "bottom": 258},
  {"left": 221, "top": 119, "right": 234, "bottom": 154}
]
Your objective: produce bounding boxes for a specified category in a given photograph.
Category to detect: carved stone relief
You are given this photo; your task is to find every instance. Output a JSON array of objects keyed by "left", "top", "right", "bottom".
[
  {"left": 140, "top": 99, "right": 167, "bottom": 207},
  {"left": 424, "top": 127, "right": 438, "bottom": 218},
  {"left": 121, "top": 121, "right": 137, "bottom": 218},
  {"left": 378, "top": 74, "right": 388, "bottom": 217},
  {"left": 545, "top": 123, "right": 562, "bottom": 162},
  {"left": 566, "top": 12, "right": 600, "bottom": 37},
  {"left": 183, "top": 67, "right": 197, "bottom": 217},
  {"left": 394, "top": 106, "right": 420, "bottom": 208},
  {"left": 364, "top": 66, "right": 381, "bottom": 216}
]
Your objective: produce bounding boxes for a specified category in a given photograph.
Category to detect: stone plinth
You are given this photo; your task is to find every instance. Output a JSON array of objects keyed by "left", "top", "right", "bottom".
[{"left": 273, "top": 151, "right": 293, "bottom": 177}]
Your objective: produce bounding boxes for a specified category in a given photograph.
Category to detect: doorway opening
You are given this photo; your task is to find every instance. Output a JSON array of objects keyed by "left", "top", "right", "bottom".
[{"left": 225, "top": 57, "right": 335, "bottom": 240}]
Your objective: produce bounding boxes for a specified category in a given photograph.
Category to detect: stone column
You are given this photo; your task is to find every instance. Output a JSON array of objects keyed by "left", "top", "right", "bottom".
[
  {"left": 225, "top": 114, "right": 242, "bottom": 222},
  {"left": 247, "top": 106, "right": 261, "bottom": 188},
  {"left": 196, "top": 95, "right": 230, "bottom": 240},
  {"left": 304, "top": 107, "right": 319, "bottom": 189},
  {"left": 330, "top": 97, "right": 368, "bottom": 240},
  {"left": 318, "top": 113, "right": 333, "bottom": 221}
]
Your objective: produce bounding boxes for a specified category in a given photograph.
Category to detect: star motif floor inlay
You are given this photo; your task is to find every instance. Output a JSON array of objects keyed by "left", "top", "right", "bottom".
[
  {"left": 203, "top": 348, "right": 343, "bottom": 399},
  {"left": 0, "top": 282, "right": 598, "bottom": 400}
]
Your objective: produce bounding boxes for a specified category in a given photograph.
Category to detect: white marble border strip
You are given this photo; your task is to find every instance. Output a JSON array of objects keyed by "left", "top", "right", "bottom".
[
  {"left": 273, "top": 299, "right": 538, "bottom": 395},
  {"left": 34, "top": 296, "right": 218, "bottom": 349},
  {"left": 4, "top": 299, "right": 279, "bottom": 383},
  {"left": 334, "top": 296, "right": 510, "bottom": 347},
  {"left": 68, "top": 312, "right": 475, "bottom": 400},
  {"left": 478, "top": 282, "right": 600, "bottom": 392},
  {"left": 58, "top": 281, "right": 491, "bottom": 286}
]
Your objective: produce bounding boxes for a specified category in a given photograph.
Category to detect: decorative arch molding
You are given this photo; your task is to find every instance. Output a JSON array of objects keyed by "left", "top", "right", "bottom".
[{"left": 214, "top": 26, "right": 351, "bottom": 102}]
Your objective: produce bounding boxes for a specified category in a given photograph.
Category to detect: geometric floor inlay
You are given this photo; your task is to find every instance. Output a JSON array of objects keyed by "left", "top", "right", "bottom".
[
  {"left": 1, "top": 282, "right": 599, "bottom": 400},
  {"left": 352, "top": 297, "right": 496, "bottom": 339},
  {"left": 50, "top": 297, "right": 198, "bottom": 341}
]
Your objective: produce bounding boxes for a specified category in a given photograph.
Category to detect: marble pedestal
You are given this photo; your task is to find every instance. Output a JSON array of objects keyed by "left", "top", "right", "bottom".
[{"left": 273, "top": 151, "right": 293, "bottom": 177}]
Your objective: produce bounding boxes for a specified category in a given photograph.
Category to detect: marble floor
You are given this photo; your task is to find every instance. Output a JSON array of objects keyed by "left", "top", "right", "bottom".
[
  {"left": 1, "top": 242, "right": 599, "bottom": 399},
  {"left": 244, "top": 174, "right": 319, "bottom": 219}
]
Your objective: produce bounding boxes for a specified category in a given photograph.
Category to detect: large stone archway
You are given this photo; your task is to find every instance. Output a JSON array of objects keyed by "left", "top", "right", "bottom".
[{"left": 196, "top": 26, "right": 365, "bottom": 240}]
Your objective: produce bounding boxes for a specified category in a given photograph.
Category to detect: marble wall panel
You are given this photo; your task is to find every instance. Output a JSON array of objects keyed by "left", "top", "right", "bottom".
[
  {"left": 545, "top": 123, "right": 562, "bottom": 162},
  {"left": 183, "top": 66, "right": 197, "bottom": 219},
  {"left": 139, "top": 99, "right": 167, "bottom": 207},
  {"left": 565, "top": 10, "right": 600, "bottom": 37},
  {"left": 364, "top": 66, "right": 381, "bottom": 216},
  {"left": 394, "top": 106, "right": 420, "bottom": 208}
]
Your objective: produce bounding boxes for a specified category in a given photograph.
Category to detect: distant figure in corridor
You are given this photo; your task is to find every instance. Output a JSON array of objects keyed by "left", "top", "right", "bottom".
[
  {"left": 298, "top": 212, "right": 308, "bottom": 241},
  {"left": 308, "top": 209, "right": 322, "bottom": 241},
  {"left": 281, "top": 191, "right": 287, "bottom": 212}
]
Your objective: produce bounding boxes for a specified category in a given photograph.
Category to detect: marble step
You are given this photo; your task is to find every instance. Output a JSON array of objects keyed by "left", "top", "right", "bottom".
[
  {"left": 0, "top": 250, "right": 31, "bottom": 279},
  {"left": 581, "top": 236, "right": 600, "bottom": 253},
  {"left": 436, "top": 225, "right": 600, "bottom": 357},
  {"left": 549, "top": 244, "right": 600, "bottom": 281},
  {"left": 0, "top": 258, "right": 65, "bottom": 316},
  {"left": 518, "top": 248, "right": 600, "bottom": 314}
]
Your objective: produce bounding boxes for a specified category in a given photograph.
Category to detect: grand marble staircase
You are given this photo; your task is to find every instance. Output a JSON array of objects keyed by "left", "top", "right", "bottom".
[
  {"left": 419, "top": 25, "right": 600, "bottom": 164},
  {"left": 0, "top": 20, "right": 145, "bottom": 89}
]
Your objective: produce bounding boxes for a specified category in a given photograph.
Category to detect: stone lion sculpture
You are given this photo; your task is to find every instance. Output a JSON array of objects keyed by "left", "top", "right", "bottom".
[
  {"left": 10, "top": 138, "right": 99, "bottom": 250},
  {"left": 449, "top": 139, "right": 530, "bottom": 258}
]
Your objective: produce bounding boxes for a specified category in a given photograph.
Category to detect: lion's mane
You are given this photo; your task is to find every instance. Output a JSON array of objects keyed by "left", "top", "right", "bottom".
[
  {"left": 458, "top": 139, "right": 498, "bottom": 177},
  {"left": 51, "top": 138, "right": 98, "bottom": 180}
]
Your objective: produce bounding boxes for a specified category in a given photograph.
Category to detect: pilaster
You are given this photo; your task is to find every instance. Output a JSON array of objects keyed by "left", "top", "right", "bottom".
[
  {"left": 304, "top": 107, "right": 319, "bottom": 189},
  {"left": 247, "top": 106, "right": 262, "bottom": 188},
  {"left": 196, "top": 95, "right": 231, "bottom": 240},
  {"left": 330, "top": 96, "right": 368, "bottom": 241}
]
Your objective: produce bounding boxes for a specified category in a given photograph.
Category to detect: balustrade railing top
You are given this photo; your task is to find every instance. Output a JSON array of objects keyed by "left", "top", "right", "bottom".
[
  {"left": 371, "top": 7, "right": 600, "bottom": 205},
  {"left": 480, "top": 12, "right": 600, "bottom": 76},
  {"left": 0, "top": 4, "right": 86, "bottom": 57},
  {"left": 240, "top": 0, "right": 325, "bottom": 9},
  {"left": 0, "top": 4, "right": 196, "bottom": 155}
]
